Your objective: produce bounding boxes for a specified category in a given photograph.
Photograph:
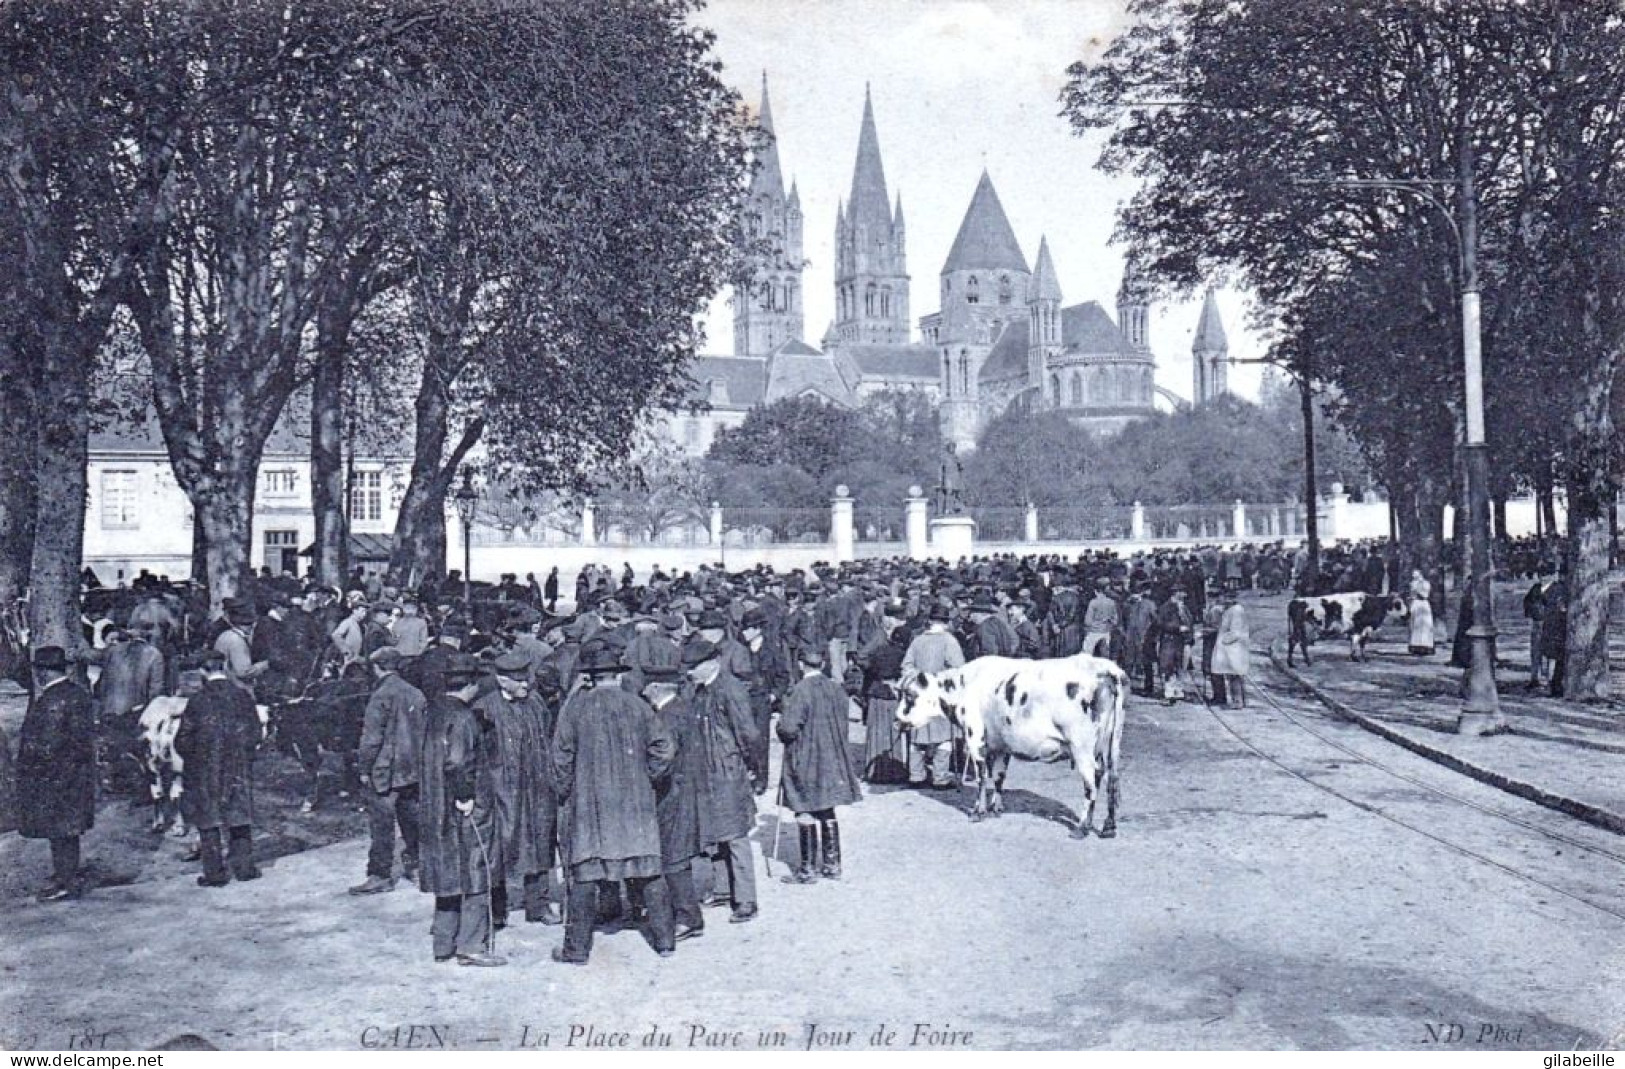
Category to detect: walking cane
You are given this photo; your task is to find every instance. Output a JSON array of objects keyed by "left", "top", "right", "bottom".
[{"left": 465, "top": 810, "right": 499, "bottom": 957}]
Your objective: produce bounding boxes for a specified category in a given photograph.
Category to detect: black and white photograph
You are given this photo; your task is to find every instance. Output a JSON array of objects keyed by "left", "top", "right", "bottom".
[{"left": 0, "top": 0, "right": 1623, "bottom": 1054}]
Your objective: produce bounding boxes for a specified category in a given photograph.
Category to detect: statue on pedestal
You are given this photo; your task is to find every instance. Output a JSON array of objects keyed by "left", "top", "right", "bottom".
[{"left": 938, "top": 441, "right": 965, "bottom": 516}]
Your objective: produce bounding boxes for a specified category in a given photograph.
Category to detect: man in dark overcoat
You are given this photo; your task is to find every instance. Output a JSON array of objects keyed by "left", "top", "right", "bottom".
[
  {"left": 776, "top": 647, "right": 863, "bottom": 884},
  {"left": 681, "top": 639, "right": 762, "bottom": 924},
  {"left": 639, "top": 665, "right": 704, "bottom": 941},
  {"left": 175, "top": 651, "right": 264, "bottom": 886},
  {"left": 351, "top": 646, "right": 426, "bottom": 895},
  {"left": 478, "top": 649, "right": 561, "bottom": 928},
  {"left": 18, "top": 646, "right": 96, "bottom": 901},
  {"left": 550, "top": 642, "right": 676, "bottom": 964},
  {"left": 417, "top": 653, "right": 504, "bottom": 966}
]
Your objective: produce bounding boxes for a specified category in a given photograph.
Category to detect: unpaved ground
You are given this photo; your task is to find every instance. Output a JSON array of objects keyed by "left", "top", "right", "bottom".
[{"left": 3, "top": 640, "right": 1621, "bottom": 1051}]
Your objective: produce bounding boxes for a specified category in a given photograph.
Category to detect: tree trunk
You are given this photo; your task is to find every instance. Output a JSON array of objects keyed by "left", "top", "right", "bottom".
[
  {"left": 27, "top": 339, "right": 89, "bottom": 653},
  {"left": 1413, "top": 467, "right": 1449, "bottom": 618},
  {"left": 0, "top": 330, "right": 37, "bottom": 606},
  {"left": 1562, "top": 428, "right": 1615, "bottom": 702},
  {"left": 310, "top": 334, "right": 348, "bottom": 587},
  {"left": 388, "top": 344, "right": 484, "bottom": 586},
  {"left": 1492, "top": 492, "right": 1508, "bottom": 542},
  {"left": 192, "top": 463, "right": 258, "bottom": 615}
]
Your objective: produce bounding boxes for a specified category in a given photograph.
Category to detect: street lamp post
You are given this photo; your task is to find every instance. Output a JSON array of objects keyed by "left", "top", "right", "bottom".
[
  {"left": 1295, "top": 159, "right": 1503, "bottom": 735},
  {"left": 1229, "top": 355, "right": 1319, "bottom": 584},
  {"left": 454, "top": 470, "right": 478, "bottom": 614}
]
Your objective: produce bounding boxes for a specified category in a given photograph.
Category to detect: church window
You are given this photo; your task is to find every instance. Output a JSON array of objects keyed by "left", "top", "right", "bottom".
[
  {"left": 758, "top": 282, "right": 772, "bottom": 311},
  {"left": 966, "top": 276, "right": 980, "bottom": 304},
  {"left": 959, "top": 351, "right": 970, "bottom": 394},
  {"left": 865, "top": 283, "right": 876, "bottom": 317},
  {"left": 1144, "top": 369, "right": 1154, "bottom": 401},
  {"left": 943, "top": 278, "right": 951, "bottom": 297},
  {"left": 943, "top": 353, "right": 953, "bottom": 395},
  {"left": 1070, "top": 371, "right": 1083, "bottom": 406},
  {"left": 881, "top": 286, "right": 891, "bottom": 318},
  {"left": 998, "top": 275, "right": 1012, "bottom": 305},
  {"left": 1050, "top": 373, "right": 1061, "bottom": 404}
]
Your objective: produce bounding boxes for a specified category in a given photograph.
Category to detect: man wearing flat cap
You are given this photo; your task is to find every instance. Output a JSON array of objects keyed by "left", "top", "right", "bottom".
[
  {"left": 681, "top": 639, "right": 762, "bottom": 924},
  {"left": 351, "top": 646, "right": 427, "bottom": 895},
  {"left": 899, "top": 604, "right": 965, "bottom": 790},
  {"left": 624, "top": 612, "right": 681, "bottom": 677},
  {"left": 418, "top": 654, "right": 505, "bottom": 966},
  {"left": 176, "top": 650, "right": 265, "bottom": 887},
  {"left": 17, "top": 646, "right": 95, "bottom": 901},
  {"left": 478, "top": 648, "right": 561, "bottom": 928},
  {"left": 550, "top": 642, "right": 676, "bottom": 963}
]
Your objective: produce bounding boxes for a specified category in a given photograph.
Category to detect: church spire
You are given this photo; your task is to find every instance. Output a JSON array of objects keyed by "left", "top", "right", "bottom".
[
  {"left": 1029, "top": 235, "right": 1062, "bottom": 302},
  {"left": 1192, "top": 287, "right": 1229, "bottom": 404},
  {"left": 942, "top": 170, "right": 1028, "bottom": 274},
  {"left": 848, "top": 83, "right": 892, "bottom": 236},
  {"left": 750, "top": 70, "right": 785, "bottom": 198},
  {"left": 1193, "top": 287, "right": 1228, "bottom": 352}
]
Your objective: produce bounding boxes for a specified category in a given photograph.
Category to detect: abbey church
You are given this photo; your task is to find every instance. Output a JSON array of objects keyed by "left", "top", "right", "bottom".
[{"left": 672, "top": 77, "right": 1231, "bottom": 456}]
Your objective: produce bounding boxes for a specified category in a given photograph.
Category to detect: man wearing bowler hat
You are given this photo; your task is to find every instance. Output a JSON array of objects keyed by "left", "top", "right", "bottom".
[{"left": 17, "top": 646, "right": 95, "bottom": 901}]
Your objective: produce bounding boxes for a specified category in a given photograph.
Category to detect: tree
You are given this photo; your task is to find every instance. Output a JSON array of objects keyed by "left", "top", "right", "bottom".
[
  {"left": 593, "top": 436, "right": 711, "bottom": 543},
  {"left": 709, "top": 395, "right": 872, "bottom": 480}
]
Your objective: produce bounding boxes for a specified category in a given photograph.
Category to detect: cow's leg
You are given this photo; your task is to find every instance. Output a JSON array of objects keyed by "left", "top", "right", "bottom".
[
  {"left": 147, "top": 760, "right": 166, "bottom": 833},
  {"left": 1097, "top": 754, "right": 1119, "bottom": 838},
  {"left": 1069, "top": 742, "right": 1099, "bottom": 840},
  {"left": 167, "top": 771, "right": 189, "bottom": 838},
  {"left": 988, "top": 751, "right": 1011, "bottom": 816},
  {"left": 965, "top": 728, "right": 991, "bottom": 822}
]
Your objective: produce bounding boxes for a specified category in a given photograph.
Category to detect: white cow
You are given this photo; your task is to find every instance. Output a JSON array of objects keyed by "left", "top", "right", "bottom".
[
  {"left": 896, "top": 653, "right": 1127, "bottom": 840},
  {"left": 138, "top": 695, "right": 270, "bottom": 837}
]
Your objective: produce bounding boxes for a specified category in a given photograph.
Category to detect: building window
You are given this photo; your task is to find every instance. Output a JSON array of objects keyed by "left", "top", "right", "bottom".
[
  {"left": 684, "top": 419, "right": 701, "bottom": 447},
  {"left": 865, "top": 282, "right": 876, "bottom": 316},
  {"left": 998, "top": 274, "right": 1012, "bottom": 305},
  {"left": 966, "top": 276, "right": 980, "bottom": 304},
  {"left": 1050, "top": 373, "right": 1061, "bottom": 403},
  {"left": 880, "top": 286, "right": 891, "bottom": 318},
  {"left": 943, "top": 353, "right": 952, "bottom": 396},
  {"left": 101, "top": 469, "right": 139, "bottom": 529},
  {"left": 1070, "top": 372, "right": 1083, "bottom": 406},
  {"left": 349, "top": 469, "right": 383, "bottom": 524},
  {"left": 959, "top": 351, "right": 970, "bottom": 394},
  {"left": 262, "top": 468, "right": 298, "bottom": 499}
]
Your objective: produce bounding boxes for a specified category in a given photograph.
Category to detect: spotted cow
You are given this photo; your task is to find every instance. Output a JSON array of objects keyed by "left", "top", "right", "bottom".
[
  {"left": 896, "top": 653, "right": 1127, "bottom": 840},
  {"left": 138, "top": 695, "right": 270, "bottom": 837},
  {"left": 1286, "top": 591, "right": 1409, "bottom": 666}
]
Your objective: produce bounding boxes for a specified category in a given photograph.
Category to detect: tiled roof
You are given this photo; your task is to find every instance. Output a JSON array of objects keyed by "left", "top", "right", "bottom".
[
  {"left": 942, "top": 171, "right": 1029, "bottom": 275},
  {"left": 844, "top": 344, "right": 938, "bottom": 379},
  {"left": 763, "top": 345, "right": 857, "bottom": 407},
  {"left": 685, "top": 356, "right": 768, "bottom": 409},
  {"left": 89, "top": 394, "right": 395, "bottom": 458},
  {"left": 1060, "top": 301, "right": 1134, "bottom": 356},
  {"left": 979, "top": 320, "right": 1031, "bottom": 382}
]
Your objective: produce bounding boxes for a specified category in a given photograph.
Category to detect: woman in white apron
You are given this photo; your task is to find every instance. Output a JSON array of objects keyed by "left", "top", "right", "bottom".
[{"left": 1407, "top": 570, "right": 1435, "bottom": 655}]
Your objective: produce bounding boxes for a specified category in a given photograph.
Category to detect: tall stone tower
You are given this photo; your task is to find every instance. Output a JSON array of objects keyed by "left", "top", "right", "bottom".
[
  {"left": 1027, "top": 236, "right": 1063, "bottom": 404},
  {"left": 1192, "top": 287, "right": 1230, "bottom": 404},
  {"left": 937, "top": 170, "right": 1031, "bottom": 450},
  {"left": 832, "top": 87, "right": 910, "bottom": 346},
  {"left": 1116, "top": 259, "right": 1152, "bottom": 357},
  {"left": 733, "top": 73, "right": 804, "bottom": 357}
]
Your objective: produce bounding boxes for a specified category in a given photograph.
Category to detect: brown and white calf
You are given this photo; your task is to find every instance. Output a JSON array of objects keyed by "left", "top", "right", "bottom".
[
  {"left": 138, "top": 695, "right": 270, "bottom": 837},
  {"left": 896, "top": 653, "right": 1128, "bottom": 840}
]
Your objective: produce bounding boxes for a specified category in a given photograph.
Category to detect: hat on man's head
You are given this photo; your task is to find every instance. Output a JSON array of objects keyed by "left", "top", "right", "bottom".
[
  {"left": 31, "top": 645, "right": 67, "bottom": 671},
  {"left": 368, "top": 646, "right": 404, "bottom": 668},
  {"left": 640, "top": 664, "right": 682, "bottom": 685},
  {"left": 797, "top": 646, "right": 824, "bottom": 668},
  {"left": 493, "top": 649, "right": 532, "bottom": 677},
  {"left": 697, "top": 609, "right": 729, "bottom": 631},
  {"left": 928, "top": 604, "right": 951, "bottom": 623},
  {"left": 680, "top": 639, "right": 720, "bottom": 669},
  {"left": 441, "top": 653, "right": 483, "bottom": 686},
  {"left": 739, "top": 607, "right": 767, "bottom": 631},
  {"left": 227, "top": 600, "right": 258, "bottom": 625},
  {"left": 968, "top": 598, "right": 998, "bottom": 615},
  {"left": 577, "top": 640, "right": 625, "bottom": 677}
]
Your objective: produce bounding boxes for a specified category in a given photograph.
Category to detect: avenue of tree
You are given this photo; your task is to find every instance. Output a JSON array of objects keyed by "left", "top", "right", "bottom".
[
  {"left": 1065, "top": 0, "right": 1625, "bottom": 699},
  {"left": 0, "top": 0, "right": 752, "bottom": 648}
]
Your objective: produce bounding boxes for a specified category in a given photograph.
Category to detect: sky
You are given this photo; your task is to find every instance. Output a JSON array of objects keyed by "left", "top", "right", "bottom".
[{"left": 691, "top": 0, "right": 1268, "bottom": 401}]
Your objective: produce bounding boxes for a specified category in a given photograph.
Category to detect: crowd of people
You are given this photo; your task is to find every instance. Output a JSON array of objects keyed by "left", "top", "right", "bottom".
[{"left": 12, "top": 532, "right": 1583, "bottom": 961}]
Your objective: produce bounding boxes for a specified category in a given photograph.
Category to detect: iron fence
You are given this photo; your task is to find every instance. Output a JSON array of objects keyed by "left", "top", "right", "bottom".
[{"left": 1039, "top": 507, "right": 1137, "bottom": 542}]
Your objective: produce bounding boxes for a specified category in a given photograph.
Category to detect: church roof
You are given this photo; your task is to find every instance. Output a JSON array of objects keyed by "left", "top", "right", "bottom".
[
  {"left": 843, "top": 343, "right": 938, "bottom": 380},
  {"left": 685, "top": 356, "right": 767, "bottom": 409},
  {"left": 763, "top": 342, "right": 858, "bottom": 407},
  {"left": 1193, "top": 288, "right": 1228, "bottom": 352},
  {"left": 978, "top": 320, "right": 1032, "bottom": 383},
  {"left": 1029, "top": 236, "right": 1062, "bottom": 302},
  {"left": 942, "top": 171, "right": 1029, "bottom": 275},
  {"left": 847, "top": 87, "right": 893, "bottom": 237},
  {"left": 1061, "top": 301, "right": 1135, "bottom": 356},
  {"left": 749, "top": 72, "right": 784, "bottom": 199}
]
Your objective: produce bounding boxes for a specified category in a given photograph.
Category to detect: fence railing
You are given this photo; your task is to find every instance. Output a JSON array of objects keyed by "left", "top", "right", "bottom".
[
  {"left": 722, "top": 507, "right": 830, "bottom": 545},
  {"left": 1038, "top": 507, "right": 1137, "bottom": 542}
]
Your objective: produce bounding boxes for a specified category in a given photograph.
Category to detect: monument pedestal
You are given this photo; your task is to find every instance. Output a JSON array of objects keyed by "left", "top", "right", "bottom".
[{"left": 929, "top": 515, "right": 976, "bottom": 561}]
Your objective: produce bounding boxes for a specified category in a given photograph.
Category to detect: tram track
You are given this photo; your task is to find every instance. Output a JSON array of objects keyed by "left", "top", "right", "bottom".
[{"left": 1192, "top": 653, "right": 1625, "bottom": 925}]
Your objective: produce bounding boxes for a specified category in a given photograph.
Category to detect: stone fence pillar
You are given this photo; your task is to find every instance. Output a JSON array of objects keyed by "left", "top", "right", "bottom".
[
  {"left": 709, "top": 501, "right": 723, "bottom": 546},
  {"left": 1233, "top": 499, "right": 1247, "bottom": 540},
  {"left": 1024, "top": 502, "right": 1039, "bottom": 543},
  {"left": 580, "top": 498, "right": 595, "bottom": 546},
  {"left": 1131, "top": 501, "right": 1146, "bottom": 542},
  {"left": 831, "top": 484, "right": 854, "bottom": 563},
  {"left": 905, "top": 486, "right": 929, "bottom": 560}
]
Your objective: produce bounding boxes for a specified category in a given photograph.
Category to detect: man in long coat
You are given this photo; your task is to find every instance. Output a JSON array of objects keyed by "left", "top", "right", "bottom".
[
  {"left": 639, "top": 665, "right": 704, "bottom": 941},
  {"left": 899, "top": 605, "right": 964, "bottom": 789},
  {"left": 92, "top": 628, "right": 166, "bottom": 796},
  {"left": 776, "top": 647, "right": 863, "bottom": 884},
  {"left": 550, "top": 642, "right": 677, "bottom": 964},
  {"left": 854, "top": 601, "right": 910, "bottom": 784},
  {"left": 681, "top": 639, "right": 762, "bottom": 924},
  {"left": 478, "top": 649, "right": 560, "bottom": 928},
  {"left": 351, "top": 646, "right": 426, "bottom": 895},
  {"left": 1154, "top": 589, "right": 1194, "bottom": 704},
  {"left": 175, "top": 651, "right": 264, "bottom": 886},
  {"left": 417, "top": 654, "right": 505, "bottom": 966},
  {"left": 17, "top": 646, "right": 95, "bottom": 901}
]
